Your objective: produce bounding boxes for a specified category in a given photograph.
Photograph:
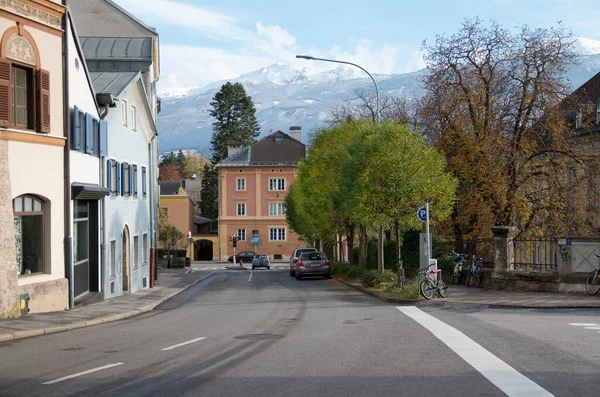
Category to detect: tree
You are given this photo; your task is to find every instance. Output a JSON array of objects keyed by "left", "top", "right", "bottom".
[
  {"left": 208, "top": 82, "right": 260, "bottom": 163},
  {"left": 200, "top": 82, "right": 260, "bottom": 219},
  {"left": 418, "top": 18, "right": 594, "bottom": 239},
  {"left": 158, "top": 163, "right": 184, "bottom": 181},
  {"left": 158, "top": 211, "right": 185, "bottom": 266},
  {"left": 183, "top": 150, "right": 209, "bottom": 179}
]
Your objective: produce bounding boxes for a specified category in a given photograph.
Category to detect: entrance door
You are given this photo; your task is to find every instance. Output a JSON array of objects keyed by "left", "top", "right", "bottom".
[
  {"left": 73, "top": 201, "right": 90, "bottom": 298},
  {"left": 122, "top": 225, "right": 130, "bottom": 292}
]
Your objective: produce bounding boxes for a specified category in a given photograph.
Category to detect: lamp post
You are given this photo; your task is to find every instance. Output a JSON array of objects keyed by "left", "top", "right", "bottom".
[{"left": 296, "top": 55, "right": 383, "bottom": 271}]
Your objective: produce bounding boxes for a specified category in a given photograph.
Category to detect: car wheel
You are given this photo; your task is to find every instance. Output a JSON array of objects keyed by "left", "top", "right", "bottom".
[
  {"left": 289, "top": 269, "right": 294, "bottom": 277},
  {"left": 325, "top": 272, "right": 331, "bottom": 280},
  {"left": 267, "top": 266, "right": 270, "bottom": 270},
  {"left": 295, "top": 271, "right": 301, "bottom": 281}
]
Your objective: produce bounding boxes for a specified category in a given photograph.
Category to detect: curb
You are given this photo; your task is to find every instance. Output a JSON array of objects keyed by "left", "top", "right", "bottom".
[
  {"left": 336, "top": 279, "right": 422, "bottom": 304},
  {"left": 0, "top": 272, "right": 216, "bottom": 343}
]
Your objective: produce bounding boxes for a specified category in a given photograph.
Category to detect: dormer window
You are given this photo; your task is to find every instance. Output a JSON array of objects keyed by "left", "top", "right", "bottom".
[{"left": 274, "top": 135, "right": 283, "bottom": 142}]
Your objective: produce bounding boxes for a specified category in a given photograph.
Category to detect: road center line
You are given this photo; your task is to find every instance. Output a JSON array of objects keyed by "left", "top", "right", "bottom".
[
  {"left": 248, "top": 270, "right": 253, "bottom": 282},
  {"left": 161, "top": 337, "right": 207, "bottom": 351},
  {"left": 397, "top": 306, "right": 554, "bottom": 397},
  {"left": 43, "top": 363, "right": 124, "bottom": 385}
]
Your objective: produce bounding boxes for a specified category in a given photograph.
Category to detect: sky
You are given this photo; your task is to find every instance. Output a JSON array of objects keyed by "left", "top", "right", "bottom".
[{"left": 113, "top": 0, "right": 600, "bottom": 91}]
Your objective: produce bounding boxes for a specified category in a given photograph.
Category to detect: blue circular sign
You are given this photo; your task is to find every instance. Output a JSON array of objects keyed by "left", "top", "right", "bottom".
[{"left": 417, "top": 206, "right": 427, "bottom": 222}]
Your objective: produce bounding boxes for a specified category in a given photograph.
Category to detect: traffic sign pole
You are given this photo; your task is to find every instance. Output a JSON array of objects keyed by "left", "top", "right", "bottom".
[{"left": 425, "top": 199, "right": 431, "bottom": 261}]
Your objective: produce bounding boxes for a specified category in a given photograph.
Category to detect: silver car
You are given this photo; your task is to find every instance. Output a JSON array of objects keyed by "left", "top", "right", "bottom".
[
  {"left": 293, "top": 251, "right": 331, "bottom": 280},
  {"left": 289, "top": 247, "right": 318, "bottom": 276}
]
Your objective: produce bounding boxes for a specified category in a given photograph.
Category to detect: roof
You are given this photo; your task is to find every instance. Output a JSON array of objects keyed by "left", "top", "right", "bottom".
[
  {"left": 194, "top": 216, "right": 213, "bottom": 225},
  {"left": 90, "top": 72, "right": 138, "bottom": 96},
  {"left": 158, "top": 180, "right": 184, "bottom": 196},
  {"left": 216, "top": 131, "right": 306, "bottom": 168},
  {"left": 80, "top": 37, "right": 153, "bottom": 61},
  {"left": 68, "top": 0, "right": 157, "bottom": 38}
]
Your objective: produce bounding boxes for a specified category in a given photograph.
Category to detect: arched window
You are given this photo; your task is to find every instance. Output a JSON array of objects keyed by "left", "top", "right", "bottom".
[
  {"left": 0, "top": 25, "right": 50, "bottom": 133},
  {"left": 13, "top": 195, "right": 45, "bottom": 276}
]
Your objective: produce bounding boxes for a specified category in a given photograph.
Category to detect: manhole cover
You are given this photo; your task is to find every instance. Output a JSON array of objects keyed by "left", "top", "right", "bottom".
[{"left": 235, "top": 334, "right": 284, "bottom": 341}]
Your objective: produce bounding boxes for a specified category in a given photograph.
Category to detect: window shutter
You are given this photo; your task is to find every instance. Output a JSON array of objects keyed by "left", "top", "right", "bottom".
[
  {"left": 142, "top": 167, "right": 146, "bottom": 196},
  {"left": 129, "top": 164, "right": 134, "bottom": 196},
  {"left": 99, "top": 119, "right": 108, "bottom": 157},
  {"left": 106, "top": 159, "right": 112, "bottom": 195},
  {"left": 0, "top": 59, "right": 12, "bottom": 126},
  {"left": 133, "top": 165, "right": 138, "bottom": 195},
  {"left": 116, "top": 161, "right": 121, "bottom": 196},
  {"left": 38, "top": 69, "right": 50, "bottom": 134},
  {"left": 84, "top": 113, "right": 93, "bottom": 153},
  {"left": 71, "top": 106, "right": 81, "bottom": 150},
  {"left": 121, "top": 162, "right": 126, "bottom": 196}
]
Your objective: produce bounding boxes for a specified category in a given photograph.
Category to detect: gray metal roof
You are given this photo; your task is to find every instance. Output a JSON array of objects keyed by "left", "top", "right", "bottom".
[
  {"left": 69, "top": 0, "right": 157, "bottom": 38},
  {"left": 80, "top": 37, "right": 153, "bottom": 61},
  {"left": 90, "top": 71, "right": 138, "bottom": 96}
]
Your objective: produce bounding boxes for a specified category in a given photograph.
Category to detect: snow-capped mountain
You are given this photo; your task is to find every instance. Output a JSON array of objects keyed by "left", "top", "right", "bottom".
[{"left": 157, "top": 38, "right": 600, "bottom": 154}]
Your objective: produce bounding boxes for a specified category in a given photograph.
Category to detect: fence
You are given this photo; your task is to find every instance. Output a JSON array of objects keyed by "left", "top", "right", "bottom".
[
  {"left": 512, "top": 238, "right": 558, "bottom": 272},
  {"left": 436, "top": 239, "right": 495, "bottom": 269}
]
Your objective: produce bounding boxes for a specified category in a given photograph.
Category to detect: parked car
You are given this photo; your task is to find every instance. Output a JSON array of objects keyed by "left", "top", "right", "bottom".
[
  {"left": 293, "top": 251, "right": 331, "bottom": 280},
  {"left": 228, "top": 251, "right": 256, "bottom": 263},
  {"left": 289, "top": 247, "right": 318, "bottom": 276},
  {"left": 252, "top": 254, "right": 270, "bottom": 270}
]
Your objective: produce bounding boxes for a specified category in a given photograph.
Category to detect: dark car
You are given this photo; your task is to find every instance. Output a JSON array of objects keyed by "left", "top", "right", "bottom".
[
  {"left": 252, "top": 254, "right": 270, "bottom": 269},
  {"left": 227, "top": 251, "right": 256, "bottom": 263},
  {"left": 293, "top": 251, "right": 331, "bottom": 280}
]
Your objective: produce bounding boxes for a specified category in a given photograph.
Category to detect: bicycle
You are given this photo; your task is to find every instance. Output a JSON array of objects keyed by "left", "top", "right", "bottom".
[
  {"left": 585, "top": 254, "right": 600, "bottom": 296},
  {"left": 419, "top": 263, "right": 448, "bottom": 300},
  {"left": 467, "top": 254, "right": 484, "bottom": 288},
  {"left": 451, "top": 251, "right": 467, "bottom": 285}
]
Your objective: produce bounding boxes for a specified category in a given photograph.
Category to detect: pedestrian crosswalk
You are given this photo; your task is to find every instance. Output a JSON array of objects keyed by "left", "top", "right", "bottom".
[{"left": 568, "top": 323, "right": 600, "bottom": 334}]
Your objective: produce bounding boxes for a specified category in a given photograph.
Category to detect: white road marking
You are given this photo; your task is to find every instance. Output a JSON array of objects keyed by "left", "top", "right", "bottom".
[
  {"left": 583, "top": 327, "right": 600, "bottom": 330},
  {"left": 397, "top": 306, "right": 554, "bottom": 397},
  {"left": 43, "top": 363, "right": 124, "bottom": 385},
  {"left": 161, "top": 337, "right": 207, "bottom": 351},
  {"left": 248, "top": 270, "right": 253, "bottom": 282},
  {"left": 568, "top": 323, "right": 599, "bottom": 327}
]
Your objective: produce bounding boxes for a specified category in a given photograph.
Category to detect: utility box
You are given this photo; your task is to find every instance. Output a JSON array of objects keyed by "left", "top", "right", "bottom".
[{"left": 19, "top": 293, "right": 30, "bottom": 315}]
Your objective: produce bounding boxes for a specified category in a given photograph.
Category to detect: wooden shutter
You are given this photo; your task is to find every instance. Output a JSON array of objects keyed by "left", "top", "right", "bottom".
[
  {"left": 142, "top": 166, "right": 146, "bottom": 196},
  {"left": 38, "top": 69, "right": 50, "bottom": 133},
  {"left": 85, "top": 113, "right": 93, "bottom": 154},
  {"left": 99, "top": 119, "right": 108, "bottom": 157},
  {"left": 0, "top": 59, "right": 12, "bottom": 126},
  {"left": 121, "top": 162, "right": 126, "bottom": 196},
  {"left": 116, "top": 161, "right": 121, "bottom": 196},
  {"left": 106, "top": 159, "right": 112, "bottom": 195},
  {"left": 71, "top": 106, "right": 81, "bottom": 150}
]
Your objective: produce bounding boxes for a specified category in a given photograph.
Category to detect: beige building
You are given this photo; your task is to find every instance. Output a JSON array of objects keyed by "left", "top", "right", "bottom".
[{"left": 0, "top": 0, "right": 67, "bottom": 316}]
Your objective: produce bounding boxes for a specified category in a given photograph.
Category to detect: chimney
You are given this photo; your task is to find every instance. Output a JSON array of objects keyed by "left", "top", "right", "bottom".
[
  {"left": 227, "top": 143, "right": 242, "bottom": 158},
  {"left": 290, "top": 126, "right": 302, "bottom": 142}
]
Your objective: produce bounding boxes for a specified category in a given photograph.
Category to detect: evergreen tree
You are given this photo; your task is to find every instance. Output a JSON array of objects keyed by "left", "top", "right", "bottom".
[{"left": 200, "top": 82, "right": 260, "bottom": 219}]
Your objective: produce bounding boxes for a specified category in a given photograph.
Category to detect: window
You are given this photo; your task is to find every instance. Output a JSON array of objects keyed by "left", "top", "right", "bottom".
[
  {"left": 133, "top": 165, "right": 138, "bottom": 197},
  {"left": 0, "top": 31, "right": 50, "bottom": 133},
  {"left": 134, "top": 235, "right": 139, "bottom": 269},
  {"left": 123, "top": 163, "right": 130, "bottom": 196},
  {"left": 121, "top": 99, "right": 128, "bottom": 127},
  {"left": 110, "top": 239, "right": 116, "bottom": 276},
  {"left": 237, "top": 203, "right": 246, "bottom": 216},
  {"left": 269, "top": 228, "right": 286, "bottom": 241},
  {"left": 597, "top": 104, "right": 600, "bottom": 124},
  {"left": 269, "top": 178, "right": 286, "bottom": 191},
  {"left": 237, "top": 229, "right": 246, "bottom": 241},
  {"left": 92, "top": 119, "right": 99, "bottom": 156},
  {"left": 13, "top": 195, "right": 45, "bottom": 275},
  {"left": 142, "top": 166, "right": 147, "bottom": 198},
  {"left": 269, "top": 203, "right": 286, "bottom": 216},
  {"left": 131, "top": 105, "right": 137, "bottom": 131},
  {"left": 236, "top": 178, "right": 246, "bottom": 191},
  {"left": 576, "top": 111, "right": 583, "bottom": 129},
  {"left": 142, "top": 233, "right": 148, "bottom": 266},
  {"left": 109, "top": 160, "right": 118, "bottom": 195}
]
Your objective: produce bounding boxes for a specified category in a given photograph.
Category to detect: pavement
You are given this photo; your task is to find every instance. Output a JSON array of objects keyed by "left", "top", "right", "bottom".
[{"left": 1, "top": 266, "right": 599, "bottom": 344}]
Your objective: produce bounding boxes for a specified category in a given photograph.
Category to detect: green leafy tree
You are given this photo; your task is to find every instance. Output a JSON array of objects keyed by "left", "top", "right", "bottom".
[
  {"left": 200, "top": 82, "right": 260, "bottom": 219},
  {"left": 158, "top": 211, "right": 185, "bottom": 266}
]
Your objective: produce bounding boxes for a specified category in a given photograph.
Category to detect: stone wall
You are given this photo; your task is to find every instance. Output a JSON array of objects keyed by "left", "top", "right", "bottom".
[
  {"left": 0, "top": 140, "right": 19, "bottom": 318},
  {"left": 19, "top": 278, "right": 69, "bottom": 313}
]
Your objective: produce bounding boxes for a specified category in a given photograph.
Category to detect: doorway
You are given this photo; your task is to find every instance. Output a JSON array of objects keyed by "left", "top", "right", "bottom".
[{"left": 122, "top": 225, "right": 130, "bottom": 292}]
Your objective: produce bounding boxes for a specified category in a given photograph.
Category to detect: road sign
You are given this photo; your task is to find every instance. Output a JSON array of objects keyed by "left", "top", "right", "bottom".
[
  {"left": 417, "top": 206, "right": 427, "bottom": 222},
  {"left": 250, "top": 235, "right": 260, "bottom": 245},
  {"left": 188, "top": 237, "right": 194, "bottom": 244}
]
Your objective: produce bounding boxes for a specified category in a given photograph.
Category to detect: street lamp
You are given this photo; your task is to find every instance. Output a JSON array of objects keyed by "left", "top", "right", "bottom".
[{"left": 296, "top": 55, "right": 383, "bottom": 270}]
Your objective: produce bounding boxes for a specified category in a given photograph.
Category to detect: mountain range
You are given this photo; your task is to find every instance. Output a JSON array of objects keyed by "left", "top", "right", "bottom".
[{"left": 157, "top": 37, "right": 600, "bottom": 154}]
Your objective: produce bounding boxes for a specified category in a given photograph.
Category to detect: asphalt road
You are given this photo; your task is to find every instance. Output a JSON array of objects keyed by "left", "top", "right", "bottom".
[{"left": 0, "top": 268, "right": 599, "bottom": 396}]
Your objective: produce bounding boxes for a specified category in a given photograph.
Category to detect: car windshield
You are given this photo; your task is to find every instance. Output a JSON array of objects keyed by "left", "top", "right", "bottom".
[{"left": 302, "top": 252, "right": 326, "bottom": 260}]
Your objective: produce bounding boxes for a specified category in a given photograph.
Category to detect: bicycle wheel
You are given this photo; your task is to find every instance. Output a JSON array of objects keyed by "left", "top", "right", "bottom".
[
  {"left": 475, "top": 267, "right": 484, "bottom": 288},
  {"left": 420, "top": 280, "right": 434, "bottom": 300},
  {"left": 437, "top": 280, "right": 448, "bottom": 298},
  {"left": 585, "top": 270, "right": 600, "bottom": 295}
]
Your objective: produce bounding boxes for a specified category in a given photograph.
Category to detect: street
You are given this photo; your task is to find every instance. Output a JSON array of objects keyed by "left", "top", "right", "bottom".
[{"left": 0, "top": 268, "right": 599, "bottom": 397}]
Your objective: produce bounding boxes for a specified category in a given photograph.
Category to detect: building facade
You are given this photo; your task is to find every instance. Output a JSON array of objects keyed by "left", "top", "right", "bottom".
[
  {"left": 0, "top": 0, "right": 68, "bottom": 315},
  {"left": 216, "top": 128, "right": 310, "bottom": 261}
]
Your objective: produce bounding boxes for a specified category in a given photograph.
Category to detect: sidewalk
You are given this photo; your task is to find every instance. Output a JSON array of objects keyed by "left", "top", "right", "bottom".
[
  {"left": 339, "top": 280, "right": 600, "bottom": 309},
  {"left": 0, "top": 268, "right": 214, "bottom": 343}
]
